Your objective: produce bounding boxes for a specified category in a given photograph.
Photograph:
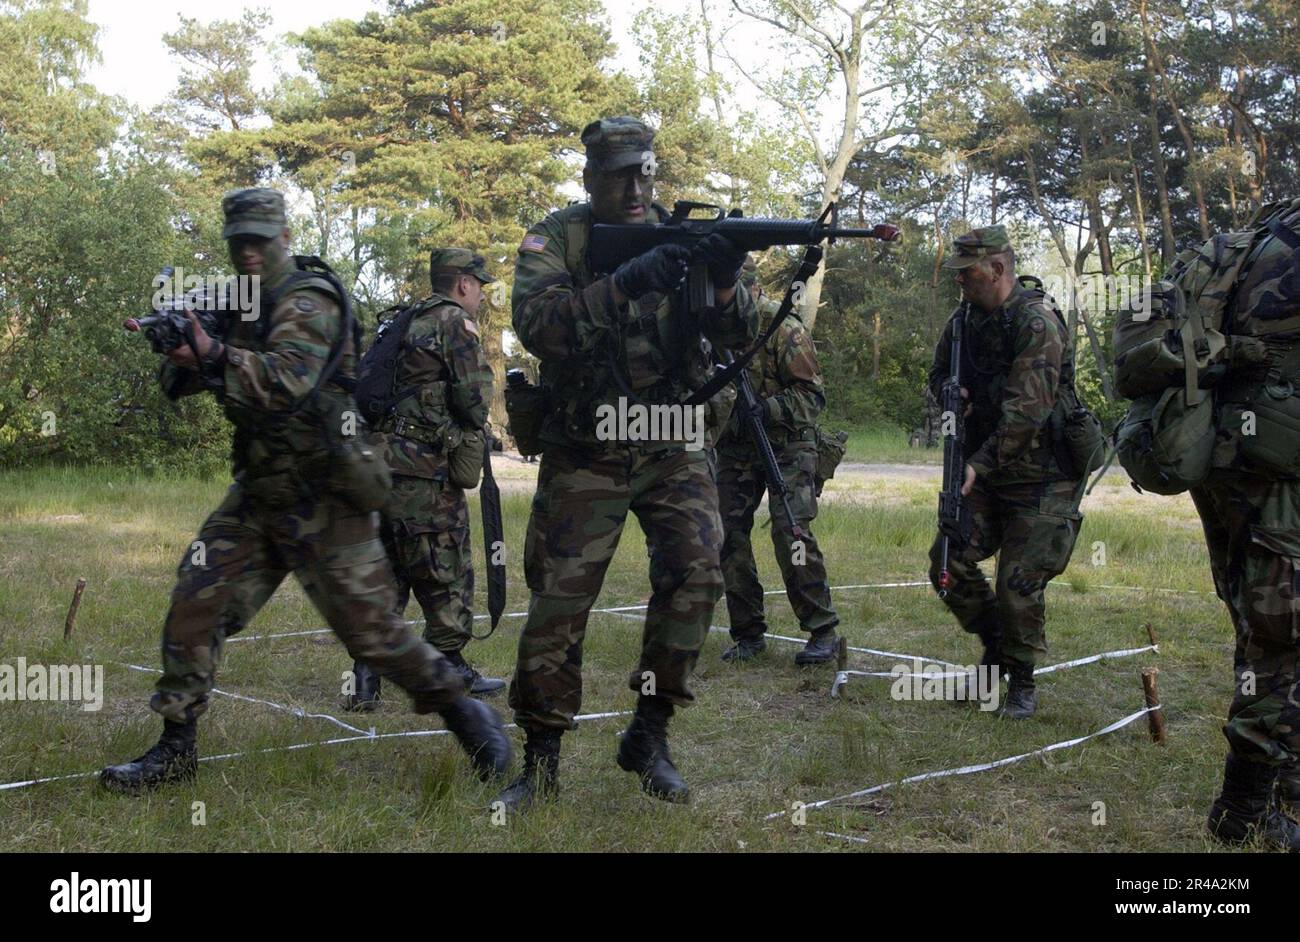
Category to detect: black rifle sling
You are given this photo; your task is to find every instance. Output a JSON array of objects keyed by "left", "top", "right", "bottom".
[{"left": 684, "top": 244, "right": 824, "bottom": 407}]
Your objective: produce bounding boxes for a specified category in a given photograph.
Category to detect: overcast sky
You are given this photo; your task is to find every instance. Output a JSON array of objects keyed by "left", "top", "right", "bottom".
[{"left": 85, "top": 0, "right": 664, "bottom": 112}]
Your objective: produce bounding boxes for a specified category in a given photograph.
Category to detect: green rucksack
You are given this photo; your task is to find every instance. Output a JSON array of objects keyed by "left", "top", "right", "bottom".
[{"left": 1111, "top": 202, "right": 1300, "bottom": 491}]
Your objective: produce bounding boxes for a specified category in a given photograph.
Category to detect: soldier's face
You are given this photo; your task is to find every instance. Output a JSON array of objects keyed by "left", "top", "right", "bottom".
[
  {"left": 459, "top": 277, "right": 484, "bottom": 317},
  {"left": 229, "top": 229, "right": 290, "bottom": 276},
  {"left": 585, "top": 165, "right": 654, "bottom": 224},
  {"left": 954, "top": 260, "right": 999, "bottom": 310}
]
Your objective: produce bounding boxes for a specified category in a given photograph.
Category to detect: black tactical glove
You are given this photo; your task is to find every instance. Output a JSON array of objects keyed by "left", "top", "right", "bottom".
[
  {"left": 692, "top": 233, "right": 747, "bottom": 291},
  {"left": 612, "top": 243, "right": 691, "bottom": 301}
]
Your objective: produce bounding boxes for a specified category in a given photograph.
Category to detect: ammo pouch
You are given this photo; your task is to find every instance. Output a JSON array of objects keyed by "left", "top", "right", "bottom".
[
  {"left": 448, "top": 426, "right": 485, "bottom": 489},
  {"left": 326, "top": 436, "right": 392, "bottom": 513},
  {"left": 1237, "top": 375, "right": 1300, "bottom": 476},
  {"left": 814, "top": 427, "right": 849, "bottom": 492},
  {"left": 1059, "top": 402, "right": 1106, "bottom": 478},
  {"left": 505, "top": 371, "right": 548, "bottom": 457},
  {"left": 1115, "top": 386, "right": 1215, "bottom": 494}
]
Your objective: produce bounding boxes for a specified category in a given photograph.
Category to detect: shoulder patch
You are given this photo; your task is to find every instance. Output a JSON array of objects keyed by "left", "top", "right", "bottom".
[
  {"left": 519, "top": 234, "right": 548, "bottom": 254},
  {"left": 1028, "top": 314, "right": 1046, "bottom": 333},
  {"left": 294, "top": 296, "right": 318, "bottom": 313}
]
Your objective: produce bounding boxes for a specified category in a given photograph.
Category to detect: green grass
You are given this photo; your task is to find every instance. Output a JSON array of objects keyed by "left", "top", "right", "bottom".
[
  {"left": 0, "top": 464, "right": 1268, "bottom": 852},
  {"left": 824, "top": 419, "right": 942, "bottom": 465}
]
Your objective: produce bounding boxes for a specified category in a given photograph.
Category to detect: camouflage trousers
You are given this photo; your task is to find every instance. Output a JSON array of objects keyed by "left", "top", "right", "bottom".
[
  {"left": 152, "top": 482, "right": 465, "bottom": 723},
  {"left": 508, "top": 445, "right": 724, "bottom": 730},
  {"left": 927, "top": 477, "right": 1083, "bottom": 668},
  {"left": 715, "top": 442, "right": 838, "bottom": 638},
  {"left": 1190, "top": 471, "right": 1300, "bottom": 768},
  {"left": 380, "top": 473, "right": 474, "bottom": 654}
]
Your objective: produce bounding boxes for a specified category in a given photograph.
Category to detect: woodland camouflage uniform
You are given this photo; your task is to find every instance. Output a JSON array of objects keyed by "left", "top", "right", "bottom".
[
  {"left": 715, "top": 272, "right": 838, "bottom": 661},
  {"left": 926, "top": 226, "right": 1087, "bottom": 706}
]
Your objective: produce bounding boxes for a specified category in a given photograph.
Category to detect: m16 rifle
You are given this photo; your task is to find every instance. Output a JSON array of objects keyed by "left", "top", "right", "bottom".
[
  {"left": 123, "top": 267, "right": 227, "bottom": 355},
  {"left": 936, "top": 302, "right": 973, "bottom": 598},
  {"left": 589, "top": 200, "right": 899, "bottom": 321},
  {"left": 725, "top": 348, "right": 808, "bottom": 546}
]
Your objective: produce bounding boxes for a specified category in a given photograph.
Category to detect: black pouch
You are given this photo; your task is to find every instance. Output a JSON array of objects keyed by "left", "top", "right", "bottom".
[{"left": 505, "top": 369, "right": 548, "bottom": 457}]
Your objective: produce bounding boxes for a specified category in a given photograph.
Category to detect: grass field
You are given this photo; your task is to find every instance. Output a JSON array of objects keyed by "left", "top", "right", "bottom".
[{"left": 0, "top": 458, "right": 1264, "bottom": 853}]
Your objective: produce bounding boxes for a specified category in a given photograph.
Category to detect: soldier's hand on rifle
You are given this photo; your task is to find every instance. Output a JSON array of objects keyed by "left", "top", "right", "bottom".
[
  {"left": 166, "top": 311, "right": 219, "bottom": 372},
  {"left": 611, "top": 243, "right": 691, "bottom": 303},
  {"left": 961, "top": 387, "right": 972, "bottom": 418},
  {"left": 961, "top": 463, "right": 976, "bottom": 497},
  {"left": 692, "top": 233, "right": 747, "bottom": 291}
]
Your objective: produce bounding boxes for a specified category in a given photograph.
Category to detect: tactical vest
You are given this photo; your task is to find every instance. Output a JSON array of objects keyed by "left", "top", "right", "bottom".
[
  {"left": 225, "top": 256, "right": 356, "bottom": 471},
  {"left": 539, "top": 202, "right": 721, "bottom": 449},
  {"left": 961, "top": 277, "right": 1079, "bottom": 480}
]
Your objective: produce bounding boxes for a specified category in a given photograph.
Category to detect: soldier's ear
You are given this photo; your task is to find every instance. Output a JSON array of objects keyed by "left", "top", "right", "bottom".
[
  {"left": 581, "top": 164, "right": 593, "bottom": 194},
  {"left": 280, "top": 227, "right": 292, "bottom": 250}
]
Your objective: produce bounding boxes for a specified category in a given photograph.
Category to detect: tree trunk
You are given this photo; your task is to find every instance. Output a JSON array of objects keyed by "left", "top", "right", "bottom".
[
  {"left": 871, "top": 309, "right": 880, "bottom": 380},
  {"left": 1142, "top": 0, "right": 1209, "bottom": 240}
]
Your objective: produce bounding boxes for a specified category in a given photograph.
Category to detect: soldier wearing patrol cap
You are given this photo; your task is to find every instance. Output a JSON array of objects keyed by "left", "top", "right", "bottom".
[
  {"left": 494, "top": 116, "right": 758, "bottom": 812},
  {"left": 925, "top": 225, "right": 1089, "bottom": 719},
  {"left": 714, "top": 258, "right": 840, "bottom": 665},
  {"left": 348, "top": 247, "right": 506, "bottom": 708},
  {"left": 100, "top": 190, "right": 512, "bottom": 792}
]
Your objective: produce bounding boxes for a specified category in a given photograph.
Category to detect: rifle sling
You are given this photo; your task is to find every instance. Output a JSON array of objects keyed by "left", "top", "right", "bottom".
[{"left": 684, "top": 244, "right": 824, "bottom": 406}]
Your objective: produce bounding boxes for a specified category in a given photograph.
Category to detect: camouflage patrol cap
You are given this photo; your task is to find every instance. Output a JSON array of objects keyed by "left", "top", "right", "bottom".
[
  {"left": 429, "top": 247, "right": 495, "bottom": 285},
  {"left": 221, "top": 188, "right": 287, "bottom": 240},
  {"left": 581, "top": 116, "right": 656, "bottom": 174},
  {"left": 942, "top": 225, "right": 1014, "bottom": 269}
]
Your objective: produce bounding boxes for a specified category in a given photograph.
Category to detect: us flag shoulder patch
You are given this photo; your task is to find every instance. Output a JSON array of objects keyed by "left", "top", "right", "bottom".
[{"left": 519, "top": 234, "right": 548, "bottom": 253}]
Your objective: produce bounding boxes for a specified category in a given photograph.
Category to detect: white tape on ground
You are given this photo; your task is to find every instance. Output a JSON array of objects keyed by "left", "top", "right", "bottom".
[
  {"left": 0, "top": 710, "right": 634, "bottom": 792},
  {"left": 225, "top": 579, "right": 1210, "bottom": 646},
  {"left": 764, "top": 705, "right": 1160, "bottom": 821},
  {"left": 830, "top": 643, "right": 1160, "bottom": 695},
  {"left": 118, "top": 663, "right": 371, "bottom": 736}
]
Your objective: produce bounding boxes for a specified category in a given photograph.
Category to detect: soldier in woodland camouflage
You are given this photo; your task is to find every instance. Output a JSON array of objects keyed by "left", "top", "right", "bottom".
[
  {"left": 348, "top": 248, "right": 505, "bottom": 708},
  {"left": 100, "top": 189, "right": 511, "bottom": 793},
  {"left": 715, "top": 260, "right": 839, "bottom": 664},
  {"left": 495, "top": 116, "right": 758, "bottom": 812},
  {"left": 1191, "top": 199, "right": 1300, "bottom": 851},
  {"left": 926, "top": 226, "right": 1088, "bottom": 719}
]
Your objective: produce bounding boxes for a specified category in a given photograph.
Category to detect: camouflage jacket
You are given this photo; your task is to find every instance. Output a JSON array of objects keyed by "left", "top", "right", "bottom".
[
  {"left": 159, "top": 258, "right": 354, "bottom": 481},
  {"left": 928, "top": 280, "right": 1078, "bottom": 484},
  {"left": 378, "top": 295, "right": 494, "bottom": 480},
  {"left": 511, "top": 201, "right": 758, "bottom": 453},
  {"left": 718, "top": 295, "right": 825, "bottom": 454}
]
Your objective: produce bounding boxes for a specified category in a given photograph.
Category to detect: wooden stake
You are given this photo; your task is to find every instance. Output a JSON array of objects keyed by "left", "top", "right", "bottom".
[
  {"left": 1145, "top": 622, "right": 1158, "bottom": 649},
  {"left": 64, "top": 577, "right": 86, "bottom": 641},
  {"left": 1141, "top": 667, "right": 1165, "bottom": 743},
  {"left": 836, "top": 635, "right": 849, "bottom": 671}
]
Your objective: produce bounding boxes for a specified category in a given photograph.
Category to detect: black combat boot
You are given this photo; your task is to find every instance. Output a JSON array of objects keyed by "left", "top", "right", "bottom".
[
  {"left": 344, "top": 659, "right": 382, "bottom": 712},
  {"left": 616, "top": 696, "right": 690, "bottom": 802},
  {"left": 439, "top": 696, "right": 513, "bottom": 781},
  {"left": 721, "top": 632, "right": 767, "bottom": 662},
  {"left": 998, "top": 662, "right": 1036, "bottom": 719},
  {"left": 100, "top": 719, "right": 198, "bottom": 793},
  {"left": 493, "top": 727, "right": 562, "bottom": 813},
  {"left": 1207, "top": 754, "right": 1300, "bottom": 851},
  {"left": 442, "top": 649, "right": 506, "bottom": 697},
  {"left": 1279, "top": 763, "right": 1300, "bottom": 817},
  {"left": 794, "top": 626, "right": 839, "bottom": 666}
]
